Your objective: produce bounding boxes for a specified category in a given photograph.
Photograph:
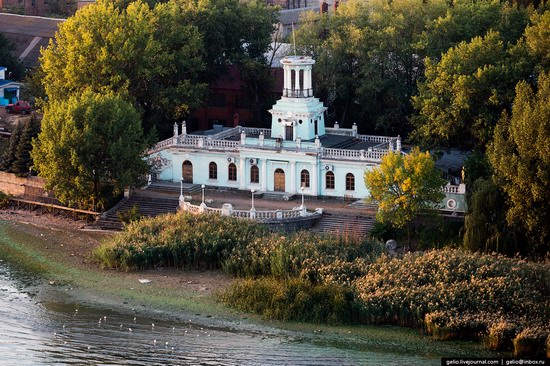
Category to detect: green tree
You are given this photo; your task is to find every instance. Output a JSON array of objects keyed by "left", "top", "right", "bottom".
[
  {"left": 462, "top": 178, "right": 523, "bottom": 255},
  {"left": 412, "top": 31, "right": 529, "bottom": 148},
  {"left": 364, "top": 148, "right": 446, "bottom": 247},
  {"left": 525, "top": 9, "right": 550, "bottom": 70},
  {"left": 0, "top": 33, "right": 25, "bottom": 81},
  {"left": 487, "top": 72, "right": 550, "bottom": 256},
  {"left": 0, "top": 123, "right": 24, "bottom": 172},
  {"left": 31, "top": 90, "right": 151, "bottom": 211},
  {"left": 39, "top": 0, "right": 207, "bottom": 135},
  {"left": 12, "top": 115, "right": 41, "bottom": 176}
]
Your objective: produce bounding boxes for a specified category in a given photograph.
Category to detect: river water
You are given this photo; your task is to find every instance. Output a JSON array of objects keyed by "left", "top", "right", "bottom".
[{"left": 0, "top": 259, "right": 500, "bottom": 365}]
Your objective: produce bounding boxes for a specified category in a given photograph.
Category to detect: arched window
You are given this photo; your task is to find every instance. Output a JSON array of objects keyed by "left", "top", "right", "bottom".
[
  {"left": 325, "top": 171, "right": 335, "bottom": 189},
  {"left": 250, "top": 165, "right": 259, "bottom": 183},
  {"left": 346, "top": 173, "right": 355, "bottom": 191},
  {"left": 209, "top": 162, "right": 217, "bottom": 180},
  {"left": 300, "top": 169, "right": 310, "bottom": 188},
  {"left": 228, "top": 163, "right": 237, "bottom": 181}
]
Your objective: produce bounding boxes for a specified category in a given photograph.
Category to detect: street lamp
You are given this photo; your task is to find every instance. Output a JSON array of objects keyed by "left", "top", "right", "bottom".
[
  {"left": 180, "top": 177, "right": 184, "bottom": 201},
  {"left": 201, "top": 184, "right": 206, "bottom": 205},
  {"left": 251, "top": 189, "right": 256, "bottom": 211},
  {"left": 300, "top": 185, "right": 305, "bottom": 209}
]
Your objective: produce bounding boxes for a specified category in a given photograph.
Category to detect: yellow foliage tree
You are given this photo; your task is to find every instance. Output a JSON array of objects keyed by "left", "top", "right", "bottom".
[{"left": 364, "top": 148, "right": 446, "bottom": 247}]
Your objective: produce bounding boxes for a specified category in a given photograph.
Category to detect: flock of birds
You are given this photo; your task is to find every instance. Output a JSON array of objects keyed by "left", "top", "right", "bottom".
[{"left": 52, "top": 307, "right": 213, "bottom": 354}]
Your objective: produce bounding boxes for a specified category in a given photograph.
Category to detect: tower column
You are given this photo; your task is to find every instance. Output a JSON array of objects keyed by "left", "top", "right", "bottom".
[
  {"left": 294, "top": 68, "right": 300, "bottom": 91},
  {"left": 284, "top": 67, "right": 291, "bottom": 91}
]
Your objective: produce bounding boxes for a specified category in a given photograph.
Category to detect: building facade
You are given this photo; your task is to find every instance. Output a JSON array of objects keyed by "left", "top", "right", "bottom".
[
  {"left": 149, "top": 55, "right": 401, "bottom": 200},
  {"left": 148, "top": 55, "right": 466, "bottom": 213}
]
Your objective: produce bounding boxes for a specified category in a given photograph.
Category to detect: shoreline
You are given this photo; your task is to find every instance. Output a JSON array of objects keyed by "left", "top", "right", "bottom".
[{"left": 0, "top": 209, "right": 509, "bottom": 358}]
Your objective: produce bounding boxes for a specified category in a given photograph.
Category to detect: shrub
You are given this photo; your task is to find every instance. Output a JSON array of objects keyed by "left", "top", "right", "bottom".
[
  {"left": 0, "top": 191, "right": 11, "bottom": 209},
  {"left": 485, "top": 319, "right": 519, "bottom": 351},
  {"left": 220, "top": 277, "right": 362, "bottom": 324},
  {"left": 355, "top": 249, "right": 550, "bottom": 332},
  {"left": 513, "top": 326, "right": 548, "bottom": 357},
  {"left": 116, "top": 204, "right": 141, "bottom": 225}
]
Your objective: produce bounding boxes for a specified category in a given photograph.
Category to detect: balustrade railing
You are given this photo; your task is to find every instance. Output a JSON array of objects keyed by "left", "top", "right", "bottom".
[
  {"left": 283, "top": 88, "right": 313, "bottom": 98},
  {"left": 442, "top": 183, "right": 466, "bottom": 194},
  {"left": 356, "top": 134, "right": 394, "bottom": 143},
  {"left": 180, "top": 201, "right": 318, "bottom": 222},
  {"left": 325, "top": 128, "right": 354, "bottom": 136},
  {"left": 242, "top": 127, "right": 272, "bottom": 137}
]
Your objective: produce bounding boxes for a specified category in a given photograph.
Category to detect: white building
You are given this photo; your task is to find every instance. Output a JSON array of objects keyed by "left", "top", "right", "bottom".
[{"left": 148, "top": 55, "right": 465, "bottom": 212}]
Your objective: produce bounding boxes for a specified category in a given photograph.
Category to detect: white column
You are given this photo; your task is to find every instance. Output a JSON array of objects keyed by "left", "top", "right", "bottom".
[
  {"left": 290, "top": 161, "right": 296, "bottom": 194},
  {"left": 284, "top": 67, "right": 290, "bottom": 90},
  {"left": 261, "top": 159, "right": 268, "bottom": 191},
  {"left": 294, "top": 68, "right": 300, "bottom": 91},
  {"left": 239, "top": 157, "right": 246, "bottom": 190},
  {"left": 304, "top": 69, "right": 311, "bottom": 90},
  {"left": 311, "top": 162, "right": 319, "bottom": 196}
]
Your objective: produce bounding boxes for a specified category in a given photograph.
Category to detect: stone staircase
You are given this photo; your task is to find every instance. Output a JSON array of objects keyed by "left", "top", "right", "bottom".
[
  {"left": 93, "top": 191, "right": 179, "bottom": 230},
  {"left": 312, "top": 212, "right": 376, "bottom": 239},
  {"left": 261, "top": 192, "right": 296, "bottom": 201},
  {"left": 146, "top": 182, "right": 202, "bottom": 195}
]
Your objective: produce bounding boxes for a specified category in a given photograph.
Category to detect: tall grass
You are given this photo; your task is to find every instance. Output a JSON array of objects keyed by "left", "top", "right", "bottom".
[{"left": 93, "top": 213, "right": 269, "bottom": 270}]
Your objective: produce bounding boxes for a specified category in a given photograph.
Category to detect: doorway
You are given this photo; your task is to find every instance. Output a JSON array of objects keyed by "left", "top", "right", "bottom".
[
  {"left": 274, "top": 168, "right": 285, "bottom": 192},
  {"left": 182, "top": 160, "right": 193, "bottom": 183}
]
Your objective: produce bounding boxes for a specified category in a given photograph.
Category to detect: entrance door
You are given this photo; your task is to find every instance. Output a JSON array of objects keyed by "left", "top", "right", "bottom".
[
  {"left": 285, "top": 125, "right": 293, "bottom": 141},
  {"left": 274, "top": 168, "right": 285, "bottom": 192},
  {"left": 182, "top": 160, "right": 193, "bottom": 183}
]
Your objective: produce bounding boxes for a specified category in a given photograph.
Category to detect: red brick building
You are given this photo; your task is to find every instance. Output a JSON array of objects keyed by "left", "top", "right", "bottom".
[{"left": 189, "top": 66, "right": 284, "bottom": 132}]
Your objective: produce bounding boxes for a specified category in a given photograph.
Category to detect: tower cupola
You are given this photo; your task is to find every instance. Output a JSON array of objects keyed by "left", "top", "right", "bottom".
[{"left": 269, "top": 56, "right": 327, "bottom": 142}]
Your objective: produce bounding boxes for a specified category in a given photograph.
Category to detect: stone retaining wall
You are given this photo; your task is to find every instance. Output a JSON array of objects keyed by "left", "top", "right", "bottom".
[{"left": 0, "top": 171, "right": 47, "bottom": 197}]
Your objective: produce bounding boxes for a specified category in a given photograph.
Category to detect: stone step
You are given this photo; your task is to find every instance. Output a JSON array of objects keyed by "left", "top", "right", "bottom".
[
  {"left": 312, "top": 212, "right": 375, "bottom": 238},
  {"left": 146, "top": 182, "right": 202, "bottom": 195},
  {"left": 261, "top": 192, "right": 296, "bottom": 201}
]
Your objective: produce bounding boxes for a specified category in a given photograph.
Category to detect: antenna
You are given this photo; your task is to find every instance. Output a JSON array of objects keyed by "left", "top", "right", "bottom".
[{"left": 292, "top": 22, "right": 297, "bottom": 56}]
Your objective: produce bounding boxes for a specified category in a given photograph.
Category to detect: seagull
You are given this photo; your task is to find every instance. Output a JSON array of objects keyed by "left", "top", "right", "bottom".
[
  {"left": 151, "top": 323, "right": 155, "bottom": 328},
  {"left": 128, "top": 328, "right": 133, "bottom": 332},
  {"left": 133, "top": 317, "right": 136, "bottom": 322}
]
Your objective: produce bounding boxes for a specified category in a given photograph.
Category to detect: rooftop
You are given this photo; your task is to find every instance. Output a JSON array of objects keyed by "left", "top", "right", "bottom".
[{"left": 0, "top": 13, "right": 64, "bottom": 69}]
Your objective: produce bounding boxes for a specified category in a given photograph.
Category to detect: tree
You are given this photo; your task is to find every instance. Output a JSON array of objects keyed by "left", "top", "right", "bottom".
[
  {"left": 31, "top": 90, "right": 151, "bottom": 211},
  {"left": 462, "top": 178, "right": 523, "bottom": 256},
  {"left": 364, "top": 148, "right": 446, "bottom": 247},
  {"left": 411, "top": 31, "right": 529, "bottom": 149},
  {"left": 487, "top": 72, "right": 550, "bottom": 256},
  {"left": 39, "top": 0, "right": 207, "bottom": 135},
  {"left": 11, "top": 115, "right": 41, "bottom": 176},
  {"left": 0, "top": 33, "right": 25, "bottom": 81},
  {"left": 0, "top": 123, "right": 24, "bottom": 172}
]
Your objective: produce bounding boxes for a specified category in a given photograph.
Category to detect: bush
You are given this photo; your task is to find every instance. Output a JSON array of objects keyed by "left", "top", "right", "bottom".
[
  {"left": 355, "top": 249, "right": 550, "bottom": 339},
  {"left": 220, "top": 277, "right": 362, "bottom": 324},
  {"left": 513, "top": 326, "right": 548, "bottom": 357},
  {"left": 116, "top": 204, "right": 141, "bottom": 225},
  {"left": 0, "top": 191, "right": 11, "bottom": 209},
  {"left": 94, "top": 212, "right": 269, "bottom": 270}
]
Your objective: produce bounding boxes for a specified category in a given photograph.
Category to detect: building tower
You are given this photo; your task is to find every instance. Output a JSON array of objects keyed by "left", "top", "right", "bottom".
[{"left": 269, "top": 56, "right": 327, "bottom": 141}]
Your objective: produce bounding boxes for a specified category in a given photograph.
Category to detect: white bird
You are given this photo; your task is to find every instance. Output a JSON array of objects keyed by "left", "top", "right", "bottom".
[
  {"left": 151, "top": 323, "right": 155, "bottom": 328},
  {"left": 128, "top": 328, "right": 133, "bottom": 332},
  {"left": 133, "top": 317, "right": 136, "bottom": 322}
]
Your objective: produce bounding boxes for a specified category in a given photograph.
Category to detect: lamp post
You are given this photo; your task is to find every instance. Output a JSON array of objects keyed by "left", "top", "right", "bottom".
[
  {"left": 251, "top": 189, "right": 256, "bottom": 211},
  {"left": 180, "top": 177, "right": 184, "bottom": 201},
  {"left": 201, "top": 184, "right": 206, "bottom": 205},
  {"left": 300, "top": 185, "right": 305, "bottom": 209}
]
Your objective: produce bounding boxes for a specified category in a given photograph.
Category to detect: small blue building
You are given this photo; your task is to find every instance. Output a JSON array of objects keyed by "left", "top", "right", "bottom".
[
  {"left": 0, "top": 67, "right": 22, "bottom": 106},
  {"left": 148, "top": 55, "right": 466, "bottom": 213}
]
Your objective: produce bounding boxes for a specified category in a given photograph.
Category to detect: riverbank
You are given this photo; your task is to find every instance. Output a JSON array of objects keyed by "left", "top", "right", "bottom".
[{"left": 0, "top": 209, "right": 515, "bottom": 359}]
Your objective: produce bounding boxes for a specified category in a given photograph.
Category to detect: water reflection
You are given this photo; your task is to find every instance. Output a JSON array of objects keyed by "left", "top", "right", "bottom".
[{"left": 0, "top": 260, "right": 489, "bottom": 365}]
